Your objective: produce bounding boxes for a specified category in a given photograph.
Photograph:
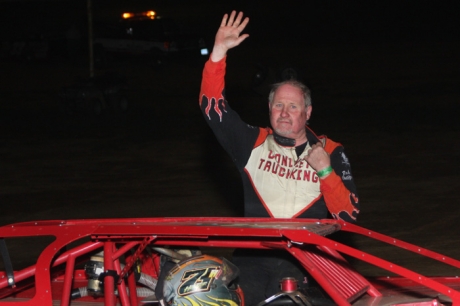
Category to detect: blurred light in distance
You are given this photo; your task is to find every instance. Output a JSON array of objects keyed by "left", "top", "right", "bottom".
[
  {"left": 122, "top": 12, "right": 134, "bottom": 19},
  {"left": 145, "top": 11, "right": 156, "bottom": 19},
  {"left": 122, "top": 11, "right": 156, "bottom": 20}
]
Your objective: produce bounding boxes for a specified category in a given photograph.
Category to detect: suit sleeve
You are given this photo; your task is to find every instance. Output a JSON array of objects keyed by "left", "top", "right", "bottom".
[
  {"left": 199, "top": 57, "right": 260, "bottom": 170},
  {"left": 320, "top": 141, "right": 360, "bottom": 223}
]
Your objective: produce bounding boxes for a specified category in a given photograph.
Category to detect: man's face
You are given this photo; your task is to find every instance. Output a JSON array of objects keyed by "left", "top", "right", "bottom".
[{"left": 269, "top": 84, "right": 312, "bottom": 141}]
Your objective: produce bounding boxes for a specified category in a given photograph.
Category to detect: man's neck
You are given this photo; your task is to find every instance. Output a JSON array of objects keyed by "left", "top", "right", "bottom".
[{"left": 295, "top": 137, "right": 308, "bottom": 147}]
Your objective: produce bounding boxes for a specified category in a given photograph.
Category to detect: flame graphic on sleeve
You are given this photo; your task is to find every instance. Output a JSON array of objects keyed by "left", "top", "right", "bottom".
[{"left": 201, "top": 93, "right": 227, "bottom": 122}]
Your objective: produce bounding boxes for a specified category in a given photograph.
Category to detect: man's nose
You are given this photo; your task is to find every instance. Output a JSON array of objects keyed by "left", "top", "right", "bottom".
[{"left": 280, "top": 107, "right": 289, "bottom": 117}]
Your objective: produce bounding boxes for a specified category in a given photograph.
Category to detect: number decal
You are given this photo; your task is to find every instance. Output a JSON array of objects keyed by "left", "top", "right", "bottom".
[{"left": 178, "top": 266, "right": 221, "bottom": 296}]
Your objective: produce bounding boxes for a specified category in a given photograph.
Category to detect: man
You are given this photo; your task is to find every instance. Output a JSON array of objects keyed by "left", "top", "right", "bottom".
[{"left": 199, "top": 11, "right": 359, "bottom": 305}]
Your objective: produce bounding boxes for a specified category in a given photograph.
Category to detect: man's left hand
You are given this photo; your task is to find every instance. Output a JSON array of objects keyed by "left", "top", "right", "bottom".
[{"left": 304, "top": 142, "right": 331, "bottom": 175}]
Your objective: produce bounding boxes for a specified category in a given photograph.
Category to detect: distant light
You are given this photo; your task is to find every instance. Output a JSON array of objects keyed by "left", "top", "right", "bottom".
[
  {"left": 201, "top": 48, "right": 209, "bottom": 56},
  {"left": 122, "top": 12, "right": 134, "bottom": 19},
  {"left": 145, "top": 10, "right": 156, "bottom": 19},
  {"left": 122, "top": 10, "right": 156, "bottom": 20}
]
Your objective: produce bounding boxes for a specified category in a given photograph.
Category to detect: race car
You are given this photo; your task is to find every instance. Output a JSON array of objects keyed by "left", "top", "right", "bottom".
[{"left": 1, "top": 217, "right": 460, "bottom": 305}]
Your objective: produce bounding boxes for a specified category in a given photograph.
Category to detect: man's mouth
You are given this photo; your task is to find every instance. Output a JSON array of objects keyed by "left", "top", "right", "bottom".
[{"left": 277, "top": 119, "right": 291, "bottom": 124}]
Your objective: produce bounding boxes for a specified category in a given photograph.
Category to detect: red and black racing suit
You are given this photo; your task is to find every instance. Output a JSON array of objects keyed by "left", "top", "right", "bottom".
[
  {"left": 199, "top": 57, "right": 360, "bottom": 305},
  {"left": 200, "top": 57, "right": 359, "bottom": 222}
]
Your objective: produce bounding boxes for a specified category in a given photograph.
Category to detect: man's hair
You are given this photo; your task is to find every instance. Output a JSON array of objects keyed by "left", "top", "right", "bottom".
[{"left": 268, "top": 80, "right": 312, "bottom": 108}]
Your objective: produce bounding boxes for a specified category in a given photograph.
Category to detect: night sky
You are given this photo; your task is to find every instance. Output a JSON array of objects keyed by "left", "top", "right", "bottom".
[{"left": 1, "top": 0, "right": 459, "bottom": 45}]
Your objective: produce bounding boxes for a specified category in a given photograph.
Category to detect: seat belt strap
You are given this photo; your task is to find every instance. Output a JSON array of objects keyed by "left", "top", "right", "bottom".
[{"left": 0, "top": 239, "right": 15, "bottom": 287}]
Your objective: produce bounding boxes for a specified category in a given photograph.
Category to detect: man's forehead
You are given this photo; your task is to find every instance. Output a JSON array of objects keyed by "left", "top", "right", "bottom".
[{"left": 273, "top": 85, "right": 304, "bottom": 104}]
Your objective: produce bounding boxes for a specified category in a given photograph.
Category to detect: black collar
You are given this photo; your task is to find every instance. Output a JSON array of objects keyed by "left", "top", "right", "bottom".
[
  {"left": 273, "top": 132, "right": 296, "bottom": 147},
  {"left": 273, "top": 126, "right": 320, "bottom": 147}
]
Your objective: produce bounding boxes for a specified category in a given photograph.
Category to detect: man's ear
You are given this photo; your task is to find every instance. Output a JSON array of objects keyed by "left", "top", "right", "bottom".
[{"left": 306, "top": 105, "right": 312, "bottom": 120}]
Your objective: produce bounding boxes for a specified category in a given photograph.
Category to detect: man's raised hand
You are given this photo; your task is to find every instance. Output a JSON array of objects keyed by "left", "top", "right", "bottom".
[{"left": 211, "top": 11, "right": 249, "bottom": 62}]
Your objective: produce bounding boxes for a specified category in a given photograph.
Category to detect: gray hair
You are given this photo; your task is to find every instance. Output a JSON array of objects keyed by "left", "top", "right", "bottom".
[{"left": 268, "top": 79, "right": 312, "bottom": 108}]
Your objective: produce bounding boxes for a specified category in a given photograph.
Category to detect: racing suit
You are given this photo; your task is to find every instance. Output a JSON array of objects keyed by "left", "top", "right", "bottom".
[
  {"left": 199, "top": 57, "right": 359, "bottom": 222},
  {"left": 199, "top": 56, "right": 360, "bottom": 305}
]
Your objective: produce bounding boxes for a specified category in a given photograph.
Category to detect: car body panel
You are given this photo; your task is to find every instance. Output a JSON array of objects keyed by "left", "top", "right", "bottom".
[{"left": 1, "top": 218, "right": 460, "bottom": 305}]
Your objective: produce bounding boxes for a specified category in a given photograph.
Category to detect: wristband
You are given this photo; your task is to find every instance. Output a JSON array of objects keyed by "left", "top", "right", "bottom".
[{"left": 317, "top": 166, "right": 333, "bottom": 178}]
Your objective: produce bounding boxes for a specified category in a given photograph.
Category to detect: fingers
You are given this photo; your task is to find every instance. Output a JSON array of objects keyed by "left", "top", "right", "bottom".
[
  {"left": 307, "top": 143, "right": 327, "bottom": 158},
  {"left": 220, "top": 13, "right": 228, "bottom": 27},
  {"left": 228, "top": 10, "right": 237, "bottom": 26},
  {"left": 311, "top": 142, "right": 323, "bottom": 149},
  {"left": 221, "top": 11, "right": 249, "bottom": 30},
  {"left": 304, "top": 142, "right": 330, "bottom": 171},
  {"left": 235, "top": 33, "right": 250, "bottom": 46},
  {"left": 220, "top": 11, "right": 235, "bottom": 27},
  {"left": 234, "top": 12, "right": 249, "bottom": 31},
  {"left": 221, "top": 11, "right": 236, "bottom": 27},
  {"left": 306, "top": 143, "right": 318, "bottom": 156},
  {"left": 233, "top": 11, "right": 244, "bottom": 28}
]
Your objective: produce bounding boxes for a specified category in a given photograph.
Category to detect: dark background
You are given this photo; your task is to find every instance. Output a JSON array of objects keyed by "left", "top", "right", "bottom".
[{"left": 1, "top": 0, "right": 460, "bottom": 276}]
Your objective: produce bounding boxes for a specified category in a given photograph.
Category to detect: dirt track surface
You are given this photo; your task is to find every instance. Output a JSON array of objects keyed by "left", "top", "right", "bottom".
[{"left": 1, "top": 42, "right": 460, "bottom": 277}]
